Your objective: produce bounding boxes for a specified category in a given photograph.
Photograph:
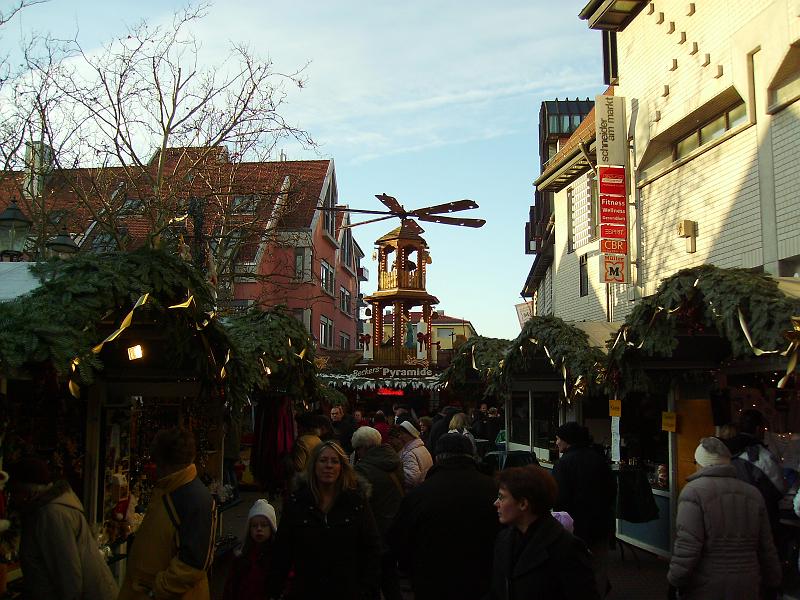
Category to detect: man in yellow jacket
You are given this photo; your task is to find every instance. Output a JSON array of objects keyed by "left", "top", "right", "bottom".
[{"left": 119, "top": 428, "right": 216, "bottom": 600}]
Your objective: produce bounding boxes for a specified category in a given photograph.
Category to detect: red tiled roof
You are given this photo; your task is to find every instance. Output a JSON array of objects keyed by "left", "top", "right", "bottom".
[{"left": 0, "top": 151, "right": 331, "bottom": 248}]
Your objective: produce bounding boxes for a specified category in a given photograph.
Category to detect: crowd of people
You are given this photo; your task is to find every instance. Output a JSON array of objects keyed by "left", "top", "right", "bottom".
[{"left": 6, "top": 404, "right": 797, "bottom": 600}]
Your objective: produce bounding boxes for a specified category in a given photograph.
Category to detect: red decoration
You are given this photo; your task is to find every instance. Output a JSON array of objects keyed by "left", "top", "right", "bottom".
[
  {"left": 359, "top": 333, "right": 371, "bottom": 350},
  {"left": 377, "top": 387, "right": 404, "bottom": 396}
]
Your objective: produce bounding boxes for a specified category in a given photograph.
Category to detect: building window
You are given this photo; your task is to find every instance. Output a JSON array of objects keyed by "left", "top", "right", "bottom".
[
  {"left": 341, "top": 228, "right": 353, "bottom": 269},
  {"left": 120, "top": 197, "right": 143, "bottom": 215},
  {"left": 339, "top": 286, "right": 352, "bottom": 314},
  {"left": 569, "top": 175, "right": 596, "bottom": 252},
  {"left": 339, "top": 332, "right": 351, "bottom": 350},
  {"left": 232, "top": 195, "right": 258, "bottom": 214},
  {"left": 294, "top": 248, "right": 306, "bottom": 279},
  {"left": 48, "top": 210, "right": 66, "bottom": 225},
  {"left": 91, "top": 232, "right": 118, "bottom": 253},
  {"left": 320, "top": 315, "right": 333, "bottom": 348},
  {"left": 674, "top": 102, "right": 747, "bottom": 160},
  {"left": 579, "top": 254, "right": 589, "bottom": 297},
  {"left": 322, "top": 181, "right": 336, "bottom": 237},
  {"left": 437, "top": 327, "right": 454, "bottom": 339},
  {"left": 321, "top": 260, "right": 334, "bottom": 293}
]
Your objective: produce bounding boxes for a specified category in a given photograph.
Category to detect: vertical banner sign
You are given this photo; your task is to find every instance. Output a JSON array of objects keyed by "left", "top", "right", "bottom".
[
  {"left": 596, "top": 94, "right": 630, "bottom": 285},
  {"left": 595, "top": 95, "right": 627, "bottom": 167}
]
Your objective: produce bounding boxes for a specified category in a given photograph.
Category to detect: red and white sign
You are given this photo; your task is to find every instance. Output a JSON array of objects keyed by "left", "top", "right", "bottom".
[
  {"left": 599, "top": 194, "right": 628, "bottom": 225},
  {"left": 600, "top": 238, "right": 628, "bottom": 254},
  {"left": 600, "top": 253, "right": 629, "bottom": 284},
  {"left": 600, "top": 224, "right": 627, "bottom": 239},
  {"left": 598, "top": 165, "right": 627, "bottom": 196}
]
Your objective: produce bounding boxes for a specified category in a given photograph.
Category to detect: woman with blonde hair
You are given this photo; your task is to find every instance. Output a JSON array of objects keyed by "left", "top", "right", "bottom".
[
  {"left": 449, "top": 412, "right": 478, "bottom": 455},
  {"left": 269, "top": 440, "right": 381, "bottom": 599}
]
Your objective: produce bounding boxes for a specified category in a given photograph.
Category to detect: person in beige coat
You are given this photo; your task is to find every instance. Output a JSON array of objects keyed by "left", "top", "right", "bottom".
[{"left": 667, "top": 437, "right": 781, "bottom": 600}]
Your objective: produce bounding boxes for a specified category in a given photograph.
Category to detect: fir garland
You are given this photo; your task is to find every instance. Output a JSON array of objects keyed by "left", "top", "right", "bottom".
[
  {"left": 223, "top": 306, "right": 319, "bottom": 407},
  {"left": 0, "top": 249, "right": 253, "bottom": 408},
  {"left": 438, "top": 336, "right": 511, "bottom": 401},
  {"left": 498, "top": 315, "right": 607, "bottom": 400},
  {"left": 607, "top": 265, "right": 800, "bottom": 395}
]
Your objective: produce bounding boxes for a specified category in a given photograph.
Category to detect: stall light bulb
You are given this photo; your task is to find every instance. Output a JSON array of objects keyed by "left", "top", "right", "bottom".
[{"left": 127, "top": 345, "right": 144, "bottom": 360}]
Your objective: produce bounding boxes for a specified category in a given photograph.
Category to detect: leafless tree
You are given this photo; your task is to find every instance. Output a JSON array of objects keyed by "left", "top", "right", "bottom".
[{"left": 6, "top": 3, "right": 335, "bottom": 305}]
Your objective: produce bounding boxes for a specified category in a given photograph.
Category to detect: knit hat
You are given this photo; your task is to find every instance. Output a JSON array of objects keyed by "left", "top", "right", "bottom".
[
  {"left": 398, "top": 420, "right": 420, "bottom": 438},
  {"left": 555, "top": 422, "right": 591, "bottom": 446},
  {"left": 694, "top": 437, "right": 731, "bottom": 468},
  {"left": 8, "top": 456, "right": 52, "bottom": 485},
  {"left": 248, "top": 499, "right": 277, "bottom": 532}
]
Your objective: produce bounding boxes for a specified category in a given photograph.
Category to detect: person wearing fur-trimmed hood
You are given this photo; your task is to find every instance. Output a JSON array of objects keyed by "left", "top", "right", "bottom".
[
  {"left": 9, "top": 457, "right": 118, "bottom": 600},
  {"left": 268, "top": 440, "right": 381, "bottom": 600}
]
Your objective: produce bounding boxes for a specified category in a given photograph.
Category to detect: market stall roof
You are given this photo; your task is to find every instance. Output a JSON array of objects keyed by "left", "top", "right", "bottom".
[
  {"left": 318, "top": 371, "right": 442, "bottom": 391},
  {"left": 0, "top": 249, "right": 254, "bottom": 408},
  {"left": 0, "top": 262, "right": 40, "bottom": 301},
  {"left": 608, "top": 266, "right": 800, "bottom": 394}
]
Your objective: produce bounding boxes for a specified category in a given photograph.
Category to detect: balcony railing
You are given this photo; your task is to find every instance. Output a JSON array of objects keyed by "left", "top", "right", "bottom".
[
  {"left": 373, "top": 345, "right": 426, "bottom": 365},
  {"left": 378, "top": 270, "right": 423, "bottom": 291}
]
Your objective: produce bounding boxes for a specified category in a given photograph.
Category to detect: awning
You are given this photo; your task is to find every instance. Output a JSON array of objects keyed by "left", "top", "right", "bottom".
[
  {"left": 0, "top": 262, "right": 41, "bottom": 302},
  {"left": 572, "top": 321, "right": 620, "bottom": 353}
]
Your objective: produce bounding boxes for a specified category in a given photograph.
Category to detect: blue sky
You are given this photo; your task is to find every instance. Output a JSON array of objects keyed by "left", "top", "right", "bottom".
[{"left": 4, "top": 0, "right": 604, "bottom": 339}]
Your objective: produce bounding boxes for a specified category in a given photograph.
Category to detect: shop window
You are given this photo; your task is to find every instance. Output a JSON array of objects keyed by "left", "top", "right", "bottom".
[
  {"left": 320, "top": 315, "right": 333, "bottom": 348},
  {"left": 532, "top": 392, "right": 558, "bottom": 451},
  {"left": 510, "top": 392, "right": 530, "bottom": 446},
  {"left": 579, "top": 254, "right": 589, "bottom": 297},
  {"left": 674, "top": 101, "right": 746, "bottom": 160}
]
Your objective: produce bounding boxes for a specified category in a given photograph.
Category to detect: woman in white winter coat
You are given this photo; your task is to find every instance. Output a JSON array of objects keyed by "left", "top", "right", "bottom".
[{"left": 388, "top": 420, "right": 433, "bottom": 490}]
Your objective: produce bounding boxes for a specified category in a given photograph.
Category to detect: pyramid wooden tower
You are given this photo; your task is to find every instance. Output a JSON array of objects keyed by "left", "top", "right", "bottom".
[{"left": 362, "top": 219, "right": 439, "bottom": 366}]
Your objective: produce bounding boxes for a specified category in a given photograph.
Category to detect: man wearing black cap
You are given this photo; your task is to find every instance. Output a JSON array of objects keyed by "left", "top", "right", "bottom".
[
  {"left": 388, "top": 432, "right": 499, "bottom": 600},
  {"left": 552, "top": 422, "right": 615, "bottom": 598},
  {"left": 9, "top": 456, "right": 118, "bottom": 600}
]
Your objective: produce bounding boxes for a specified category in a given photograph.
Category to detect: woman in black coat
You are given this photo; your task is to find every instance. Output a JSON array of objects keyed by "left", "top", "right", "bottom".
[
  {"left": 487, "top": 465, "right": 600, "bottom": 600},
  {"left": 269, "top": 440, "right": 381, "bottom": 600}
]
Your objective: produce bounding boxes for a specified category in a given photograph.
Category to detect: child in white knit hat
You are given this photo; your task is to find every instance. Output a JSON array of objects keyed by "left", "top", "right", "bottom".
[{"left": 223, "top": 499, "right": 277, "bottom": 600}]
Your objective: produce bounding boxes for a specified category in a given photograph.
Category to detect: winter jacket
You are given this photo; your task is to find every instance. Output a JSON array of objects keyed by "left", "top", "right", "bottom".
[
  {"left": 389, "top": 455, "right": 500, "bottom": 600},
  {"left": 400, "top": 437, "right": 433, "bottom": 490},
  {"left": 667, "top": 464, "right": 781, "bottom": 600},
  {"left": 292, "top": 434, "right": 322, "bottom": 474},
  {"left": 486, "top": 514, "right": 599, "bottom": 600},
  {"left": 428, "top": 407, "right": 460, "bottom": 456},
  {"left": 333, "top": 415, "right": 358, "bottom": 454},
  {"left": 119, "top": 464, "right": 216, "bottom": 600},
  {"left": 724, "top": 433, "right": 785, "bottom": 535},
  {"left": 551, "top": 444, "right": 615, "bottom": 544},
  {"left": 354, "top": 444, "right": 404, "bottom": 536},
  {"left": 269, "top": 480, "right": 381, "bottom": 600},
  {"left": 19, "top": 480, "right": 118, "bottom": 600},
  {"left": 222, "top": 541, "right": 273, "bottom": 600}
]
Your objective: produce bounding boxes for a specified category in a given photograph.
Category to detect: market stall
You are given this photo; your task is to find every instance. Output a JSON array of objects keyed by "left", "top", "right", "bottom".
[
  {"left": 607, "top": 265, "right": 800, "bottom": 556},
  {"left": 0, "top": 249, "right": 255, "bottom": 585}
]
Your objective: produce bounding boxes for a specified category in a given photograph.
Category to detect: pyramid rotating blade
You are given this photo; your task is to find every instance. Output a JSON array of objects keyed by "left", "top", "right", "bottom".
[{"left": 416, "top": 214, "right": 486, "bottom": 228}]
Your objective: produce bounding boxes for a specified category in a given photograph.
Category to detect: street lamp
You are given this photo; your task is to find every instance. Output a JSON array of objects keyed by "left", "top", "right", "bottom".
[
  {"left": 0, "top": 199, "right": 32, "bottom": 261},
  {"left": 46, "top": 225, "right": 79, "bottom": 257}
]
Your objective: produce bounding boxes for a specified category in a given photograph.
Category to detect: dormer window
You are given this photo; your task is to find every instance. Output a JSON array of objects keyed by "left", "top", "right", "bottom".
[{"left": 232, "top": 195, "right": 258, "bottom": 214}]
